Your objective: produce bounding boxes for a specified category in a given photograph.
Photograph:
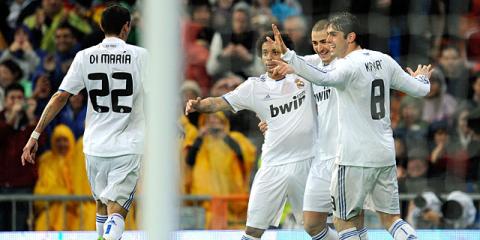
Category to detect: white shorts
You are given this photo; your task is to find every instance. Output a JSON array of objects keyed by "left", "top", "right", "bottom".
[
  {"left": 246, "top": 158, "right": 312, "bottom": 229},
  {"left": 330, "top": 164, "right": 400, "bottom": 220},
  {"left": 86, "top": 154, "right": 141, "bottom": 211},
  {"left": 303, "top": 157, "right": 335, "bottom": 213}
]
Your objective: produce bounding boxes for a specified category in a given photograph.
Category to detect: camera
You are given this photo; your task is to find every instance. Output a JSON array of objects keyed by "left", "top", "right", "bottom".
[
  {"left": 441, "top": 191, "right": 476, "bottom": 229},
  {"left": 410, "top": 192, "right": 442, "bottom": 228},
  {"left": 208, "top": 128, "right": 222, "bottom": 135},
  {"left": 413, "top": 192, "right": 441, "bottom": 212}
]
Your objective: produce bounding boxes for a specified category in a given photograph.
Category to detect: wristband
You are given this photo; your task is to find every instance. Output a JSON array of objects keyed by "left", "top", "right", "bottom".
[{"left": 30, "top": 131, "right": 41, "bottom": 140}]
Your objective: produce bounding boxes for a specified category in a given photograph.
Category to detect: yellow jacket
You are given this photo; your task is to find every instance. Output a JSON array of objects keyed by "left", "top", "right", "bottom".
[
  {"left": 188, "top": 112, "right": 256, "bottom": 228},
  {"left": 34, "top": 124, "right": 77, "bottom": 230}
]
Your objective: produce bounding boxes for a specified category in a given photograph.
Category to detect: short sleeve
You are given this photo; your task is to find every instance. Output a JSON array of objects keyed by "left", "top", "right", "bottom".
[
  {"left": 59, "top": 52, "right": 85, "bottom": 95},
  {"left": 222, "top": 79, "right": 255, "bottom": 112}
]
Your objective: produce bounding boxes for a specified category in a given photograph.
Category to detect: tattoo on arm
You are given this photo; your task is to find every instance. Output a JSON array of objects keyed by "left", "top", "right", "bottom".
[{"left": 198, "top": 97, "right": 232, "bottom": 113}]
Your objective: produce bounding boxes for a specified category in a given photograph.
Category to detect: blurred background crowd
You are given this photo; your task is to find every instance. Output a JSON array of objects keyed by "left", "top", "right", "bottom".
[{"left": 0, "top": 0, "right": 479, "bottom": 232}]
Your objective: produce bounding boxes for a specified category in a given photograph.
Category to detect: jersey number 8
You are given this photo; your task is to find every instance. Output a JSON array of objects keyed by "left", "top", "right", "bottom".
[
  {"left": 88, "top": 72, "right": 133, "bottom": 113},
  {"left": 370, "top": 79, "right": 385, "bottom": 120}
]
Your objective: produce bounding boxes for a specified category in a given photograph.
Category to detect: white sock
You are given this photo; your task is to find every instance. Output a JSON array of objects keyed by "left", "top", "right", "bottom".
[
  {"left": 96, "top": 214, "right": 108, "bottom": 238},
  {"left": 312, "top": 226, "right": 338, "bottom": 240},
  {"left": 103, "top": 213, "right": 125, "bottom": 240},
  {"left": 241, "top": 234, "right": 261, "bottom": 240},
  {"left": 388, "top": 219, "right": 418, "bottom": 240},
  {"left": 338, "top": 227, "right": 360, "bottom": 240},
  {"left": 358, "top": 227, "right": 368, "bottom": 240}
]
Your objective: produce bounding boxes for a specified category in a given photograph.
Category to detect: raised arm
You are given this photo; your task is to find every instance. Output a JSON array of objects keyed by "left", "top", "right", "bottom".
[
  {"left": 391, "top": 61, "right": 432, "bottom": 97},
  {"left": 269, "top": 24, "right": 347, "bottom": 88},
  {"left": 185, "top": 97, "right": 232, "bottom": 115},
  {"left": 21, "top": 90, "right": 71, "bottom": 165}
]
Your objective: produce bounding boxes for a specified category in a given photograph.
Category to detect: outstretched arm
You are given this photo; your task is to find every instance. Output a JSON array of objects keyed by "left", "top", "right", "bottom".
[
  {"left": 21, "top": 91, "right": 71, "bottom": 165},
  {"left": 185, "top": 97, "right": 232, "bottom": 115},
  {"left": 269, "top": 24, "right": 347, "bottom": 88}
]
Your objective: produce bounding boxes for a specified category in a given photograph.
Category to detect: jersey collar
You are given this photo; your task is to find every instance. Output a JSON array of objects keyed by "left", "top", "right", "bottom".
[{"left": 101, "top": 37, "right": 126, "bottom": 48}]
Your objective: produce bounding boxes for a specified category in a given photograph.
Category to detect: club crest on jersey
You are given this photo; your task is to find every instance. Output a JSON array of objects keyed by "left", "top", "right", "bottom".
[{"left": 295, "top": 79, "right": 304, "bottom": 89}]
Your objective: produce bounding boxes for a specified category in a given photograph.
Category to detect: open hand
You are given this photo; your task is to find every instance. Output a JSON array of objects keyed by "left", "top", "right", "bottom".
[{"left": 407, "top": 64, "right": 433, "bottom": 79}]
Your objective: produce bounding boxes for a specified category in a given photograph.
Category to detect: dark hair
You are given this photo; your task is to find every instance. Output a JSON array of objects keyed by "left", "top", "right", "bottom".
[
  {"left": 328, "top": 12, "right": 364, "bottom": 46},
  {"left": 56, "top": 21, "right": 80, "bottom": 40},
  {"left": 188, "top": 0, "right": 211, "bottom": 15},
  {"left": 256, "top": 31, "right": 294, "bottom": 57},
  {"left": 100, "top": 4, "right": 131, "bottom": 35},
  {"left": 312, "top": 19, "right": 328, "bottom": 32},
  {"left": 4, "top": 83, "right": 25, "bottom": 97},
  {"left": 0, "top": 59, "right": 23, "bottom": 82}
]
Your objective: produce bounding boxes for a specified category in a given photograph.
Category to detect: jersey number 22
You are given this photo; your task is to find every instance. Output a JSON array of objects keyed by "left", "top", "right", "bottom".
[{"left": 88, "top": 72, "right": 133, "bottom": 113}]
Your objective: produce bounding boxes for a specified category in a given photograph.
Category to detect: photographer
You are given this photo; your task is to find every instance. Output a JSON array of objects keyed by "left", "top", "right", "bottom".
[
  {"left": 407, "top": 191, "right": 477, "bottom": 229},
  {"left": 442, "top": 191, "right": 477, "bottom": 229},
  {"left": 407, "top": 191, "right": 443, "bottom": 229}
]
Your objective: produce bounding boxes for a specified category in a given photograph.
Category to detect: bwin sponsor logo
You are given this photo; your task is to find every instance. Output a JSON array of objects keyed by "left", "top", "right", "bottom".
[
  {"left": 314, "top": 87, "right": 331, "bottom": 102},
  {"left": 270, "top": 91, "right": 306, "bottom": 118}
]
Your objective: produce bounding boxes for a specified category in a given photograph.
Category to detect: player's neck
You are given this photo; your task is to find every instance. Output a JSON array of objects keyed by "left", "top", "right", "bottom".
[
  {"left": 343, "top": 44, "right": 362, "bottom": 58},
  {"left": 104, "top": 34, "right": 127, "bottom": 42}
]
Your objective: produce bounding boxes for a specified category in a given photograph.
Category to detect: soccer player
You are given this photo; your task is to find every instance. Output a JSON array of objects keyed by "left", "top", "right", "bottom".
[
  {"left": 260, "top": 19, "right": 368, "bottom": 240},
  {"left": 269, "top": 12, "right": 432, "bottom": 240},
  {"left": 21, "top": 5, "right": 147, "bottom": 240},
  {"left": 185, "top": 32, "right": 317, "bottom": 240}
]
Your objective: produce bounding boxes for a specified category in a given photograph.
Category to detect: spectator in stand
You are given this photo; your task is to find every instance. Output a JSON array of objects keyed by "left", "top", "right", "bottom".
[
  {"left": 209, "top": 74, "right": 263, "bottom": 147},
  {"left": 34, "top": 124, "right": 78, "bottom": 231},
  {"left": 184, "top": 0, "right": 215, "bottom": 96},
  {"left": 0, "top": 83, "right": 39, "bottom": 231},
  {"left": 394, "top": 97, "right": 429, "bottom": 150},
  {"left": 211, "top": 0, "right": 234, "bottom": 32},
  {"left": 282, "top": 15, "right": 313, "bottom": 55},
  {"left": 61, "top": 89, "right": 86, "bottom": 139},
  {"left": 438, "top": 45, "right": 472, "bottom": 100},
  {"left": 22, "top": 0, "right": 91, "bottom": 53},
  {"left": 0, "top": 59, "right": 32, "bottom": 110},
  {"left": 186, "top": 112, "right": 256, "bottom": 228},
  {"left": 401, "top": 147, "right": 430, "bottom": 194},
  {"left": 0, "top": 26, "right": 40, "bottom": 79},
  {"left": 207, "top": 2, "right": 263, "bottom": 79},
  {"left": 35, "top": 21, "right": 81, "bottom": 91},
  {"left": 421, "top": 69, "right": 457, "bottom": 124}
]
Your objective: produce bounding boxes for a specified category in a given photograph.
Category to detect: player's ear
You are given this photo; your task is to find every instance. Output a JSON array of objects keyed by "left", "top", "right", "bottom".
[
  {"left": 122, "top": 21, "right": 131, "bottom": 33},
  {"left": 347, "top": 32, "right": 356, "bottom": 44}
]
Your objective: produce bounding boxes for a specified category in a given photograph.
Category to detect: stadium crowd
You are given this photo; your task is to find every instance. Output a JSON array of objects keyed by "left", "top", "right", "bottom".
[{"left": 0, "top": 0, "right": 479, "bottom": 232}]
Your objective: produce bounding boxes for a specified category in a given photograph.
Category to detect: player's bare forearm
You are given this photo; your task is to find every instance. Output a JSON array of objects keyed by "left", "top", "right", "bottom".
[
  {"left": 197, "top": 97, "right": 231, "bottom": 113},
  {"left": 35, "top": 91, "right": 71, "bottom": 133}
]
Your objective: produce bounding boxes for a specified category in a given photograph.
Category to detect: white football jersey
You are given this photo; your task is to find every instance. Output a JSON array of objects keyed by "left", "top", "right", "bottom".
[
  {"left": 302, "top": 54, "right": 340, "bottom": 161},
  {"left": 283, "top": 49, "right": 430, "bottom": 167},
  {"left": 59, "top": 37, "right": 147, "bottom": 157},
  {"left": 223, "top": 73, "right": 317, "bottom": 166}
]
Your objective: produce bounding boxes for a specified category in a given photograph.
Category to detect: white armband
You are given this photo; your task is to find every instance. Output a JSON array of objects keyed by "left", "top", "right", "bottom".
[{"left": 30, "top": 131, "right": 41, "bottom": 140}]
